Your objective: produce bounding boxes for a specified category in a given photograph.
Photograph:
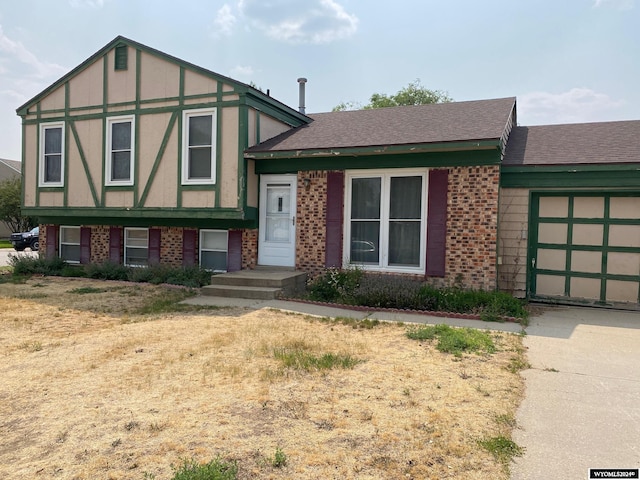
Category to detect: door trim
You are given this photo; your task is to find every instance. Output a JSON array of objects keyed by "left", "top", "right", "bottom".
[{"left": 258, "top": 174, "right": 297, "bottom": 267}]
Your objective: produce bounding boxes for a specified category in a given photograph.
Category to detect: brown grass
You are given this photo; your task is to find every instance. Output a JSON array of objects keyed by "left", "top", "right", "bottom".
[{"left": 0, "top": 277, "right": 525, "bottom": 479}]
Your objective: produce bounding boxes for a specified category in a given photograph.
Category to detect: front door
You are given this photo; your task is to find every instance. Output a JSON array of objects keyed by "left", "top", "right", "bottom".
[{"left": 258, "top": 175, "right": 297, "bottom": 267}]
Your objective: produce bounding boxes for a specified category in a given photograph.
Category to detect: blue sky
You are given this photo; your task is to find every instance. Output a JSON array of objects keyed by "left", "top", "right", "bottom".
[{"left": 1, "top": 0, "right": 638, "bottom": 160}]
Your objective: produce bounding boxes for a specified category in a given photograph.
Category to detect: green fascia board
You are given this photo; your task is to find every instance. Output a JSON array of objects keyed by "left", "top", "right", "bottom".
[
  {"left": 253, "top": 146, "right": 502, "bottom": 174},
  {"left": 243, "top": 95, "right": 309, "bottom": 127},
  {"left": 501, "top": 164, "right": 640, "bottom": 188},
  {"left": 16, "top": 35, "right": 307, "bottom": 123}
]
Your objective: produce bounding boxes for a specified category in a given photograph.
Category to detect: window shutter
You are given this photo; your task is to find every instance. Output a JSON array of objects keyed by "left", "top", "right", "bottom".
[
  {"left": 227, "top": 230, "right": 242, "bottom": 272},
  {"left": 80, "top": 227, "right": 91, "bottom": 264},
  {"left": 325, "top": 171, "right": 344, "bottom": 268},
  {"left": 426, "top": 169, "right": 448, "bottom": 277},
  {"left": 109, "top": 227, "right": 122, "bottom": 263},
  {"left": 149, "top": 228, "right": 161, "bottom": 265},
  {"left": 182, "top": 229, "right": 197, "bottom": 266},
  {"left": 46, "top": 225, "right": 58, "bottom": 259}
]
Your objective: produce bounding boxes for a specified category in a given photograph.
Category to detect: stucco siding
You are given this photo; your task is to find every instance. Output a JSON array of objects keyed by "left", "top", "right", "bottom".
[
  {"left": 23, "top": 124, "right": 37, "bottom": 207},
  {"left": 498, "top": 188, "right": 529, "bottom": 296},
  {"left": 260, "top": 115, "right": 291, "bottom": 142},
  {"left": 107, "top": 47, "right": 136, "bottom": 105},
  {"left": 183, "top": 69, "right": 218, "bottom": 96},
  {"left": 220, "top": 106, "right": 239, "bottom": 208},
  {"left": 139, "top": 51, "right": 180, "bottom": 101},
  {"left": 68, "top": 59, "right": 103, "bottom": 109},
  {"left": 68, "top": 118, "right": 102, "bottom": 206},
  {"left": 39, "top": 85, "right": 65, "bottom": 112}
]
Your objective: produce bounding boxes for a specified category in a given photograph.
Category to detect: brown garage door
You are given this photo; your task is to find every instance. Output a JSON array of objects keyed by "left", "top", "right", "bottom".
[{"left": 530, "top": 193, "right": 640, "bottom": 305}]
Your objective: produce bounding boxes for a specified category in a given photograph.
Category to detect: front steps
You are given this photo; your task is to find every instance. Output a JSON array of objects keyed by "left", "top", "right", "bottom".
[{"left": 201, "top": 267, "right": 307, "bottom": 300}]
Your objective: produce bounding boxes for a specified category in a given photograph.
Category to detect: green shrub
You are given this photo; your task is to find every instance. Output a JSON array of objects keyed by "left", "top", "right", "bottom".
[
  {"left": 84, "top": 261, "right": 131, "bottom": 281},
  {"left": 9, "top": 255, "right": 67, "bottom": 276},
  {"left": 170, "top": 457, "right": 238, "bottom": 480},
  {"left": 406, "top": 324, "right": 496, "bottom": 357},
  {"left": 307, "top": 267, "right": 363, "bottom": 302},
  {"left": 477, "top": 435, "right": 524, "bottom": 465}
]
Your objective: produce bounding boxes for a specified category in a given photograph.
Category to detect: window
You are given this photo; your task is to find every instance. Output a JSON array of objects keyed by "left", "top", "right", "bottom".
[
  {"left": 124, "top": 228, "right": 149, "bottom": 267},
  {"left": 114, "top": 44, "right": 128, "bottom": 71},
  {"left": 182, "top": 108, "right": 216, "bottom": 184},
  {"left": 60, "top": 226, "right": 81, "bottom": 264},
  {"left": 39, "top": 122, "right": 64, "bottom": 186},
  {"left": 200, "top": 230, "right": 228, "bottom": 272},
  {"left": 345, "top": 170, "right": 427, "bottom": 273},
  {"left": 106, "top": 116, "right": 134, "bottom": 185}
]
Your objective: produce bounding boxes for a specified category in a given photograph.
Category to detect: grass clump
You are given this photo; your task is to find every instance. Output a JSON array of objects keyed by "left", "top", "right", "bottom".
[
  {"left": 406, "top": 324, "right": 496, "bottom": 357},
  {"left": 477, "top": 435, "right": 524, "bottom": 467},
  {"left": 273, "top": 348, "right": 362, "bottom": 372},
  {"left": 269, "top": 447, "right": 287, "bottom": 468},
  {"left": 170, "top": 457, "right": 238, "bottom": 480}
]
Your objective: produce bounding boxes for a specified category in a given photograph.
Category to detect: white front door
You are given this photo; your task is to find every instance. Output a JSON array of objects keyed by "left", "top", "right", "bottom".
[{"left": 258, "top": 175, "right": 297, "bottom": 267}]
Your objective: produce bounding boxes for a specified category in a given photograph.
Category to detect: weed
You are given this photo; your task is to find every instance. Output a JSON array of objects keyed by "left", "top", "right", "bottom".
[
  {"left": 20, "top": 341, "right": 43, "bottom": 352},
  {"left": 170, "top": 457, "right": 238, "bottom": 480},
  {"left": 134, "top": 289, "right": 198, "bottom": 315},
  {"left": 506, "top": 355, "right": 531, "bottom": 374},
  {"left": 495, "top": 413, "right": 517, "bottom": 428},
  {"left": 406, "top": 324, "right": 496, "bottom": 357},
  {"left": 273, "top": 348, "right": 362, "bottom": 372},
  {"left": 475, "top": 384, "right": 491, "bottom": 397},
  {"left": 544, "top": 367, "right": 559, "bottom": 373},
  {"left": 269, "top": 447, "right": 287, "bottom": 468},
  {"left": 477, "top": 435, "right": 524, "bottom": 466},
  {"left": 68, "top": 287, "right": 107, "bottom": 295}
]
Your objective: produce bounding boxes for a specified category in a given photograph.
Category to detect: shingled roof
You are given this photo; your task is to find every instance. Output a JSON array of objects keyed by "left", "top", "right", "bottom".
[
  {"left": 503, "top": 121, "right": 640, "bottom": 166},
  {"left": 247, "top": 97, "right": 516, "bottom": 154}
]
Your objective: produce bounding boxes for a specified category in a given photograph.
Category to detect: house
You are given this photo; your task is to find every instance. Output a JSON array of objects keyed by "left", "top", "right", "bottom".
[
  {"left": 0, "top": 158, "right": 22, "bottom": 239},
  {"left": 16, "top": 36, "right": 640, "bottom": 307}
]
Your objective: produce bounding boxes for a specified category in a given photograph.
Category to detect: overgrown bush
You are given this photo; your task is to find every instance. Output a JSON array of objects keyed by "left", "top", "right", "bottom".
[
  {"left": 305, "top": 268, "right": 528, "bottom": 321},
  {"left": 9, "top": 254, "right": 67, "bottom": 276},
  {"left": 84, "top": 261, "right": 130, "bottom": 281}
]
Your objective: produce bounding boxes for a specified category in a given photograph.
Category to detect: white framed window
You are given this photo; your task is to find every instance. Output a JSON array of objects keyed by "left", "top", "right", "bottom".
[
  {"left": 344, "top": 169, "right": 428, "bottom": 274},
  {"left": 106, "top": 115, "right": 135, "bottom": 185},
  {"left": 199, "top": 230, "right": 228, "bottom": 272},
  {"left": 39, "top": 122, "right": 65, "bottom": 187},
  {"left": 124, "top": 228, "right": 149, "bottom": 267},
  {"left": 182, "top": 108, "right": 216, "bottom": 185},
  {"left": 59, "top": 226, "right": 81, "bottom": 264}
]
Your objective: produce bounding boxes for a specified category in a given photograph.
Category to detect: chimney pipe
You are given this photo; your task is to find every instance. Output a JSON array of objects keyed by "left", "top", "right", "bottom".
[{"left": 297, "top": 77, "right": 307, "bottom": 114}]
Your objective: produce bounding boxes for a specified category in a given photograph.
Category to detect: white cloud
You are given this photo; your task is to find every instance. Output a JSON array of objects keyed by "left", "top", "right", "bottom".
[
  {"left": 238, "top": 0, "right": 358, "bottom": 44},
  {"left": 592, "top": 0, "right": 634, "bottom": 9},
  {"left": 214, "top": 4, "right": 237, "bottom": 36},
  {"left": 0, "top": 25, "right": 67, "bottom": 80},
  {"left": 518, "top": 88, "right": 625, "bottom": 125},
  {"left": 230, "top": 65, "right": 255, "bottom": 77},
  {"left": 69, "top": 0, "right": 107, "bottom": 8}
]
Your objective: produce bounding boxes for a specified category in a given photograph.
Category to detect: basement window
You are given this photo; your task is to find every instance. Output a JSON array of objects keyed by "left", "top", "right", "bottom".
[
  {"left": 199, "top": 230, "right": 228, "bottom": 272},
  {"left": 114, "top": 45, "right": 128, "bottom": 71}
]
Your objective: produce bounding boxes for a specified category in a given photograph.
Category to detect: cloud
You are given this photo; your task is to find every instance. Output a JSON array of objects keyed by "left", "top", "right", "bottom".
[
  {"left": 230, "top": 65, "right": 255, "bottom": 77},
  {"left": 69, "top": 0, "right": 107, "bottom": 7},
  {"left": 0, "top": 25, "right": 67, "bottom": 80},
  {"left": 518, "top": 88, "right": 625, "bottom": 125},
  {"left": 214, "top": 4, "right": 237, "bottom": 36},
  {"left": 592, "top": 0, "right": 635, "bottom": 9},
  {"left": 238, "top": 0, "right": 358, "bottom": 44}
]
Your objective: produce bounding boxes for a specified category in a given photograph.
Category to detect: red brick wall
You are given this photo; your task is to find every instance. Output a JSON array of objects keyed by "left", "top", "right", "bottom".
[
  {"left": 295, "top": 171, "right": 328, "bottom": 278},
  {"left": 242, "top": 229, "right": 258, "bottom": 269},
  {"left": 159, "top": 227, "right": 183, "bottom": 267},
  {"left": 91, "top": 226, "right": 110, "bottom": 263}
]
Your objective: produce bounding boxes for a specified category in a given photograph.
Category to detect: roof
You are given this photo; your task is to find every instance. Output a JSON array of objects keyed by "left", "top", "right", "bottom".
[
  {"left": 0, "top": 158, "right": 21, "bottom": 177},
  {"left": 16, "top": 36, "right": 308, "bottom": 125},
  {"left": 246, "top": 97, "right": 516, "bottom": 154},
  {"left": 503, "top": 121, "right": 640, "bottom": 166}
]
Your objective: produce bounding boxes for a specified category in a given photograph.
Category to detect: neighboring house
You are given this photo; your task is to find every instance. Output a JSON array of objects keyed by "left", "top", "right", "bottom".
[
  {"left": 15, "top": 36, "right": 640, "bottom": 307},
  {"left": 0, "top": 158, "right": 22, "bottom": 239}
]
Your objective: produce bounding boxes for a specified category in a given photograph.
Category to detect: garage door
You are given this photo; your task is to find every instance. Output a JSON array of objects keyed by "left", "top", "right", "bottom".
[{"left": 530, "top": 193, "right": 640, "bottom": 305}]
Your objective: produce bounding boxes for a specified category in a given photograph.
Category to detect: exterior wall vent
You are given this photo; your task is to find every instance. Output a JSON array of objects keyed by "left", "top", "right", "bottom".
[{"left": 114, "top": 45, "right": 128, "bottom": 71}]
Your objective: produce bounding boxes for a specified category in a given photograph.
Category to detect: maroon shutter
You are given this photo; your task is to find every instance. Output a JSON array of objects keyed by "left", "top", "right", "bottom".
[
  {"left": 227, "top": 230, "right": 242, "bottom": 272},
  {"left": 109, "top": 227, "right": 122, "bottom": 263},
  {"left": 325, "top": 171, "right": 344, "bottom": 268},
  {"left": 80, "top": 227, "right": 91, "bottom": 264},
  {"left": 426, "top": 169, "right": 448, "bottom": 277},
  {"left": 46, "top": 225, "right": 58, "bottom": 259},
  {"left": 182, "top": 229, "right": 197, "bottom": 266},
  {"left": 149, "top": 228, "right": 161, "bottom": 265}
]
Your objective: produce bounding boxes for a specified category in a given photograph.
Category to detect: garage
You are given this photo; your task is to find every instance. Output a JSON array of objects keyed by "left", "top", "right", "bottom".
[{"left": 529, "top": 192, "right": 640, "bottom": 305}]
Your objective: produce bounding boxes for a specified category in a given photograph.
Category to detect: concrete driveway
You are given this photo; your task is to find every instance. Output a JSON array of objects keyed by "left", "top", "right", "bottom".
[
  {"left": 511, "top": 306, "right": 640, "bottom": 479},
  {"left": 0, "top": 247, "right": 38, "bottom": 267}
]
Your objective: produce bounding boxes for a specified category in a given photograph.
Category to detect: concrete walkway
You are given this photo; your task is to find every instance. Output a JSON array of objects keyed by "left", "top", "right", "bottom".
[
  {"left": 182, "top": 295, "right": 640, "bottom": 478},
  {"left": 511, "top": 305, "right": 640, "bottom": 479}
]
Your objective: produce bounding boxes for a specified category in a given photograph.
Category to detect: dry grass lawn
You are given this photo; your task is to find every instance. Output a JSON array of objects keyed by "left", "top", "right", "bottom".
[{"left": 0, "top": 276, "right": 526, "bottom": 480}]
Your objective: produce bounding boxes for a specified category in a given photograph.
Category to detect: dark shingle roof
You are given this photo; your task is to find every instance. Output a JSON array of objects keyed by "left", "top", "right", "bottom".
[
  {"left": 248, "top": 97, "right": 516, "bottom": 153},
  {"left": 503, "top": 121, "right": 640, "bottom": 166},
  {"left": 0, "top": 158, "right": 21, "bottom": 176}
]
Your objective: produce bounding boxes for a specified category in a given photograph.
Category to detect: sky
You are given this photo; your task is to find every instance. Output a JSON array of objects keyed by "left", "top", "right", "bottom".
[{"left": 1, "top": 0, "right": 639, "bottom": 161}]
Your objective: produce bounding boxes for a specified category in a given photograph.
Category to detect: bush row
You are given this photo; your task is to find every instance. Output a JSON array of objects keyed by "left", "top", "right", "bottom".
[
  {"left": 8, "top": 255, "right": 212, "bottom": 288},
  {"left": 306, "top": 268, "right": 528, "bottom": 322}
]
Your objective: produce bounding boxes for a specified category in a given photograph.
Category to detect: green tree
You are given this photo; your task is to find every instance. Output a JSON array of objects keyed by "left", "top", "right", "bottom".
[
  {"left": 0, "top": 177, "right": 37, "bottom": 233},
  {"left": 333, "top": 79, "right": 452, "bottom": 111}
]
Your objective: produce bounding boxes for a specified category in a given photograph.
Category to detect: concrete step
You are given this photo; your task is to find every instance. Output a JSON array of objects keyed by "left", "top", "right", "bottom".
[
  {"left": 208, "top": 269, "right": 307, "bottom": 298},
  {"left": 200, "top": 284, "right": 283, "bottom": 300}
]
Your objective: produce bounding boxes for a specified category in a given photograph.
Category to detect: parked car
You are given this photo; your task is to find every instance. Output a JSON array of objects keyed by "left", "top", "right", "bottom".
[{"left": 10, "top": 226, "right": 39, "bottom": 251}]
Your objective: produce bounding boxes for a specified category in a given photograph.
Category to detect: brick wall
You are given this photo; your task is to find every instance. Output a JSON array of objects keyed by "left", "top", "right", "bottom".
[
  {"left": 160, "top": 227, "right": 183, "bottom": 267},
  {"left": 445, "top": 165, "right": 500, "bottom": 290},
  {"left": 91, "top": 226, "right": 110, "bottom": 263},
  {"left": 295, "top": 171, "right": 328, "bottom": 278},
  {"left": 242, "top": 229, "right": 258, "bottom": 269}
]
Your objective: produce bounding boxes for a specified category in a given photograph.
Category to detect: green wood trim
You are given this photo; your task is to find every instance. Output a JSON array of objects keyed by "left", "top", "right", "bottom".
[
  {"left": 22, "top": 206, "right": 250, "bottom": 221},
  {"left": 139, "top": 111, "right": 179, "bottom": 206},
  {"left": 501, "top": 165, "right": 640, "bottom": 188},
  {"left": 243, "top": 95, "right": 310, "bottom": 126},
  {"left": 35, "top": 105, "right": 41, "bottom": 206},
  {"left": 177, "top": 67, "right": 185, "bottom": 208},
  {"left": 68, "top": 120, "right": 100, "bottom": 207},
  {"left": 100, "top": 116, "right": 107, "bottom": 206},
  {"left": 255, "top": 149, "right": 502, "bottom": 174}
]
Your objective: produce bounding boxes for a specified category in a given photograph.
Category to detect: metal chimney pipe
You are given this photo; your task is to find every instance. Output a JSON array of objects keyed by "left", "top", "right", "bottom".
[{"left": 297, "top": 77, "right": 307, "bottom": 114}]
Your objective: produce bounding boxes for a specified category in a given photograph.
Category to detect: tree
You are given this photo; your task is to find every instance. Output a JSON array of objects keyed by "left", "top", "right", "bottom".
[
  {"left": 333, "top": 79, "right": 452, "bottom": 111},
  {"left": 0, "top": 177, "right": 37, "bottom": 233}
]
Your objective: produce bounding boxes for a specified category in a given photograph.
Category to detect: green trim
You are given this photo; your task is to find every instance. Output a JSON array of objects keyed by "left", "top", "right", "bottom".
[
  {"left": 255, "top": 149, "right": 502, "bottom": 174},
  {"left": 68, "top": 120, "right": 99, "bottom": 207},
  {"left": 244, "top": 95, "right": 308, "bottom": 127},
  {"left": 139, "top": 111, "right": 179, "bottom": 207},
  {"left": 501, "top": 165, "right": 640, "bottom": 188}
]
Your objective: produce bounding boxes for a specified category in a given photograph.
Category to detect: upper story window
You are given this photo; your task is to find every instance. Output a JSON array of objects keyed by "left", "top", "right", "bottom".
[
  {"left": 106, "top": 115, "right": 135, "bottom": 185},
  {"left": 182, "top": 108, "right": 216, "bottom": 185},
  {"left": 39, "top": 122, "right": 64, "bottom": 187}
]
